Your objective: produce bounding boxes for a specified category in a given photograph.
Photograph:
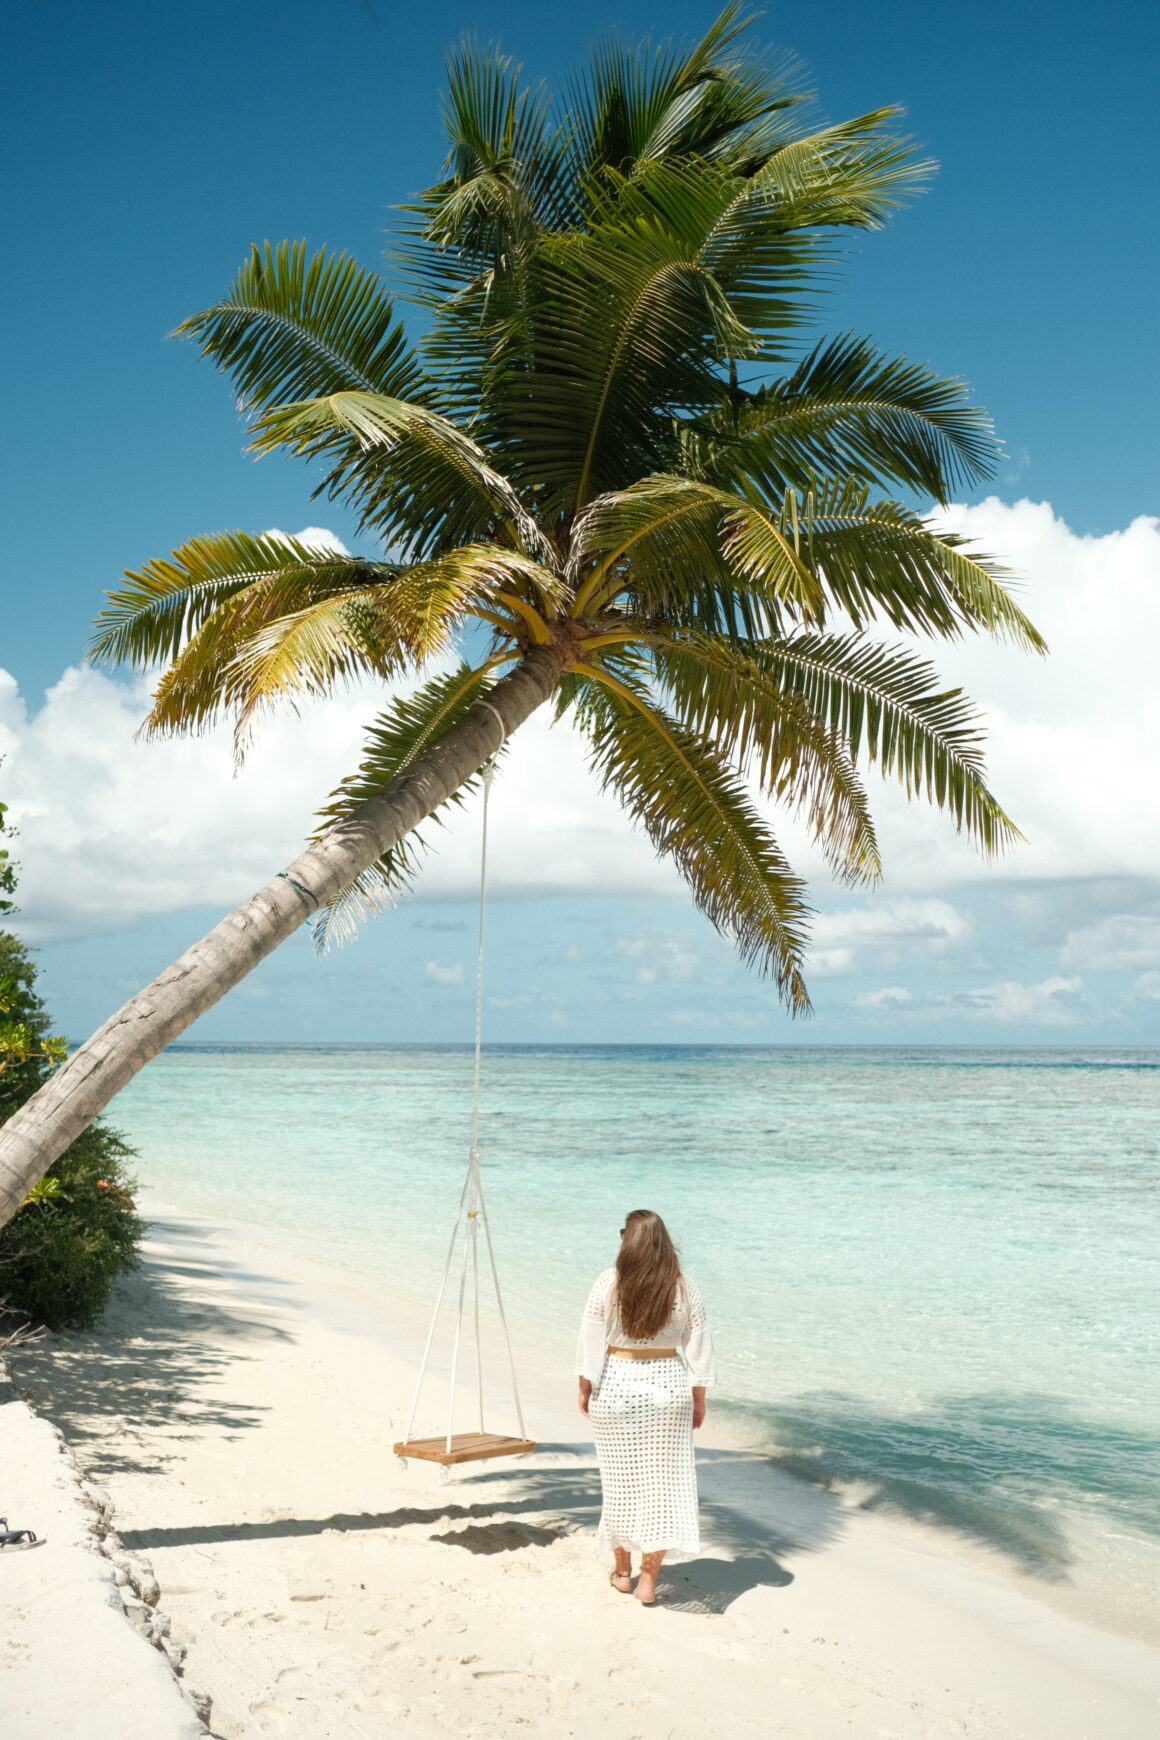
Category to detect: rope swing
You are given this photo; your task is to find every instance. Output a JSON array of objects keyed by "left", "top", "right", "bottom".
[{"left": 394, "top": 759, "right": 535, "bottom": 1470}]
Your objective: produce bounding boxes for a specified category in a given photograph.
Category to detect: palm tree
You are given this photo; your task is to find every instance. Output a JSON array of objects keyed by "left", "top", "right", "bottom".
[{"left": 0, "top": 7, "right": 1043, "bottom": 1226}]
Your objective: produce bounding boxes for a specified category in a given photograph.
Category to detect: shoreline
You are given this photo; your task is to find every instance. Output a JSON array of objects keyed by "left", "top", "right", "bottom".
[
  {"left": 138, "top": 1188, "right": 1160, "bottom": 1649},
  {"left": 11, "top": 1202, "right": 1160, "bottom": 1738}
]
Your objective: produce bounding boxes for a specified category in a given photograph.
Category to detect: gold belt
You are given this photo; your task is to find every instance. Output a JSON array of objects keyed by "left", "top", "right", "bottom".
[{"left": 607, "top": 1345, "right": 678, "bottom": 1361}]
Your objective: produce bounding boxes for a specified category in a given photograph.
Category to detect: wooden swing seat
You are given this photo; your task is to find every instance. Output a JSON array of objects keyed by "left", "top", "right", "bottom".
[{"left": 394, "top": 1432, "right": 536, "bottom": 1467}]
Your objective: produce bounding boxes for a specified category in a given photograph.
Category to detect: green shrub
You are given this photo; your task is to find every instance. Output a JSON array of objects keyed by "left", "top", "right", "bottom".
[
  {"left": 0, "top": 924, "right": 143, "bottom": 1331},
  {"left": 0, "top": 1120, "right": 143, "bottom": 1330}
]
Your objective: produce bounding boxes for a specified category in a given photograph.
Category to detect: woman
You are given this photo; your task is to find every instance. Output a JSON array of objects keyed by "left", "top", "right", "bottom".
[{"left": 576, "top": 1209, "right": 715, "bottom": 1605}]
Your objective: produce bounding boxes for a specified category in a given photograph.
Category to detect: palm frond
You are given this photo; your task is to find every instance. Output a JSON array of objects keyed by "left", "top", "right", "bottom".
[
  {"left": 570, "top": 474, "right": 822, "bottom": 628},
  {"left": 648, "top": 631, "right": 880, "bottom": 880},
  {"left": 784, "top": 479, "right": 1046, "bottom": 647},
  {"left": 218, "top": 585, "right": 412, "bottom": 745},
  {"left": 746, "top": 632, "right": 1022, "bottom": 851},
  {"left": 566, "top": 5, "right": 806, "bottom": 187},
  {"left": 311, "top": 662, "right": 502, "bottom": 949},
  {"left": 310, "top": 859, "right": 418, "bottom": 951},
  {"left": 570, "top": 475, "right": 747, "bottom": 613},
  {"left": 90, "top": 530, "right": 398, "bottom": 671},
  {"left": 251, "top": 390, "right": 551, "bottom": 562},
  {"left": 494, "top": 161, "right": 778, "bottom": 514},
  {"left": 574, "top": 667, "right": 812, "bottom": 1007},
  {"left": 720, "top": 109, "right": 930, "bottom": 233},
  {"left": 224, "top": 542, "right": 552, "bottom": 738},
  {"left": 693, "top": 333, "right": 999, "bottom": 499},
  {"left": 691, "top": 115, "right": 929, "bottom": 350},
  {"left": 174, "top": 241, "right": 426, "bottom": 411},
  {"left": 398, "top": 41, "right": 568, "bottom": 304}
]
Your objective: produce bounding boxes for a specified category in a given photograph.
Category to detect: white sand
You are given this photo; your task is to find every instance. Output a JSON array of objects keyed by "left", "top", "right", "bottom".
[
  {"left": 0, "top": 1359, "right": 206, "bottom": 1740},
  {"left": 11, "top": 1208, "right": 1160, "bottom": 1740}
]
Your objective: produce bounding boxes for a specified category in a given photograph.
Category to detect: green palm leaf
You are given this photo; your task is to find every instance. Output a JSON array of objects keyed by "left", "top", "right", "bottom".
[
  {"left": 492, "top": 158, "right": 794, "bottom": 514},
  {"left": 569, "top": 474, "right": 799, "bottom": 629},
  {"left": 225, "top": 542, "right": 557, "bottom": 734},
  {"left": 694, "top": 116, "right": 929, "bottom": 350},
  {"left": 175, "top": 241, "right": 426, "bottom": 411},
  {"left": 745, "top": 632, "right": 1021, "bottom": 850},
  {"left": 89, "top": 530, "right": 398, "bottom": 673},
  {"left": 398, "top": 41, "right": 568, "bottom": 304},
  {"left": 311, "top": 662, "right": 502, "bottom": 949},
  {"left": 694, "top": 333, "right": 999, "bottom": 499},
  {"left": 251, "top": 390, "right": 551, "bottom": 562},
  {"left": 574, "top": 666, "right": 812, "bottom": 1006},
  {"left": 647, "top": 631, "right": 880, "bottom": 881},
  {"left": 567, "top": 4, "right": 806, "bottom": 187},
  {"left": 570, "top": 472, "right": 834, "bottom": 630},
  {"left": 785, "top": 479, "right": 1046, "bottom": 647}
]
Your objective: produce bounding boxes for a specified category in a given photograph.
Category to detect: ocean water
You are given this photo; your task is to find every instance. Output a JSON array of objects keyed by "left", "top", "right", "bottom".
[{"left": 107, "top": 1043, "right": 1160, "bottom": 1629}]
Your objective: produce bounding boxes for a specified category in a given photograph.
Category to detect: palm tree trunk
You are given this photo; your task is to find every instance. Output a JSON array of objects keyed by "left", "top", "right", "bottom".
[{"left": 0, "top": 646, "right": 565, "bottom": 1229}]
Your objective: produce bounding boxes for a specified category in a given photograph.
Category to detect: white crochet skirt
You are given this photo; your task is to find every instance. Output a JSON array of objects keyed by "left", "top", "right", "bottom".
[{"left": 590, "top": 1354, "right": 700, "bottom": 1561}]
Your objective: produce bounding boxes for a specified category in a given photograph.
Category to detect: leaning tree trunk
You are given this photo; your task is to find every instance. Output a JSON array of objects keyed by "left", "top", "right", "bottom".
[{"left": 0, "top": 645, "right": 565, "bottom": 1228}]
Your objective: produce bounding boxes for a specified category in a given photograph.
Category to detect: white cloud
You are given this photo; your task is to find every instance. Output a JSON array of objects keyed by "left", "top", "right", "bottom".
[
  {"left": 3, "top": 501, "right": 1157, "bottom": 950},
  {"left": 1059, "top": 915, "right": 1160, "bottom": 972},
  {"left": 264, "top": 526, "right": 351, "bottom": 555},
  {"left": 808, "top": 898, "right": 970, "bottom": 975},
  {"left": 1133, "top": 972, "right": 1160, "bottom": 1001},
  {"left": 954, "top": 974, "right": 1084, "bottom": 1024},
  {"left": 615, "top": 933, "right": 699, "bottom": 983},
  {"left": 425, "top": 960, "right": 465, "bottom": 986},
  {"left": 0, "top": 658, "right": 671, "bottom": 941},
  {"left": 851, "top": 985, "right": 914, "bottom": 1009},
  {"left": 815, "top": 499, "right": 1160, "bottom": 892}
]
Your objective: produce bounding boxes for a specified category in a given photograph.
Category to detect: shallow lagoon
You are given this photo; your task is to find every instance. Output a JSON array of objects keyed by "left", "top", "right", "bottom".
[{"left": 111, "top": 1043, "right": 1160, "bottom": 1627}]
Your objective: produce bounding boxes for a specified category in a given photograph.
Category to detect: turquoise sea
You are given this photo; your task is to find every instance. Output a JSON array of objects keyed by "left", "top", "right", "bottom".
[{"left": 109, "top": 1044, "right": 1160, "bottom": 1631}]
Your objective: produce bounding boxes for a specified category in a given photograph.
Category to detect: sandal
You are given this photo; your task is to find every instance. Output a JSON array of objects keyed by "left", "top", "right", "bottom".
[
  {"left": 0, "top": 1518, "right": 45, "bottom": 1552},
  {"left": 609, "top": 1569, "right": 633, "bottom": 1595}
]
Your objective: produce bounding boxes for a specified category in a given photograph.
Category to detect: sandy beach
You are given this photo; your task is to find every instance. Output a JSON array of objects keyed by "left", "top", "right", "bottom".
[{"left": 10, "top": 1206, "right": 1160, "bottom": 1740}]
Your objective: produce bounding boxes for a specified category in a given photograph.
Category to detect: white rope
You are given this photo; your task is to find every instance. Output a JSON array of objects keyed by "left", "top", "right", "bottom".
[
  {"left": 445, "top": 1194, "right": 473, "bottom": 1452},
  {"left": 470, "top": 764, "right": 495, "bottom": 1155},
  {"left": 398, "top": 760, "right": 528, "bottom": 1454},
  {"left": 400, "top": 1163, "right": 472, "bottom": 1448},
  {"left": 474, "top": 1158, "right": 529, "bottom": 1440}
]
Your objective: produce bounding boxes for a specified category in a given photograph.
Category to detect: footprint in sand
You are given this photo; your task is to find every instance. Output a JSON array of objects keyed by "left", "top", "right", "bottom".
[{"left": 469, "top": 1665, "right": 552, "bottom": 1716}]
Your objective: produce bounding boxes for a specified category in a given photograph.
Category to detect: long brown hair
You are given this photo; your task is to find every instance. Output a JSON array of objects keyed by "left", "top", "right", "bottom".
[{"left": 615, "top": 1209, "right": 682, "bottom": 1339}]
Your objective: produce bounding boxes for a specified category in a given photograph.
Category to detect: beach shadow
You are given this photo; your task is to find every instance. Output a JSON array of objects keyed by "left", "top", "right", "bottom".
[
  {"left": 116, "top": 1500, "right": 558, "bottom": 1551},
  {"left": 719, "top": 1389, "right": 1160, "bottom": 1581},
  {"left": 660, "top": 1553, "right": 792, "bottom": 1615},
  {"left": 455, "top": 1448, "right": 827, "bottom": 1609},
  {"left": 115, "top": 1451, "right": 824, "bottom": 1614},
  {"left": 7, "top": 1228, "right": 290, "bottom": 1479},
  {"left": 430, "top": 1521, "right": 565, "bottom": 1555}
]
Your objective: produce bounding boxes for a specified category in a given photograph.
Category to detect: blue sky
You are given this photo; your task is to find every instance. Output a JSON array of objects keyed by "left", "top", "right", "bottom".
[{"left": 3, "top": 0, "right": 1158, "bottom": 1044}]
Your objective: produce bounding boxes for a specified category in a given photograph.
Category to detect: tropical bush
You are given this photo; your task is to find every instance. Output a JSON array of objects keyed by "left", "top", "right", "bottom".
[
  {"left": 0, "top": 855, "right": 143, "bottom": 1329},
  {"left": 0, "top": 1115, "right": 142, "bottom": 1331}
]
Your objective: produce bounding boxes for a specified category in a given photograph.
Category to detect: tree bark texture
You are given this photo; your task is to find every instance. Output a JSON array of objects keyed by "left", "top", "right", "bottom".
[{"left": 0, "top": 647, "right": 564, "bottom": 1229}]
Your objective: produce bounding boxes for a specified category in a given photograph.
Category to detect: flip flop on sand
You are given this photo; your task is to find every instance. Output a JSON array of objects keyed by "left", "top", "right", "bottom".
[{"left": 0, "top": 1518, "right": 45, "bottom": 1552}]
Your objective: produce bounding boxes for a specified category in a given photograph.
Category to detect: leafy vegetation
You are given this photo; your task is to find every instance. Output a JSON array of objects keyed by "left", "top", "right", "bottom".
[{"left": 0, "top": 811, "right": 142, "bottom": 1330}]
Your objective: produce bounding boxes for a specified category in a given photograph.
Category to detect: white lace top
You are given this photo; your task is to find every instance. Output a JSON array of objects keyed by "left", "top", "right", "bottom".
[{"left": 576, "top": 1268, "right": 716, "bottom": 1386}]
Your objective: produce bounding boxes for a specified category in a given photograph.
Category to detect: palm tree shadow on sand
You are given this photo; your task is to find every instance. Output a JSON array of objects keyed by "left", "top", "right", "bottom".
[
  {"left": 7, "top": 1227, "right": 291, "bottom": 1477},
  {"left": 716, "top": 1390, "right": 1160, "bottom": 1583}
]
